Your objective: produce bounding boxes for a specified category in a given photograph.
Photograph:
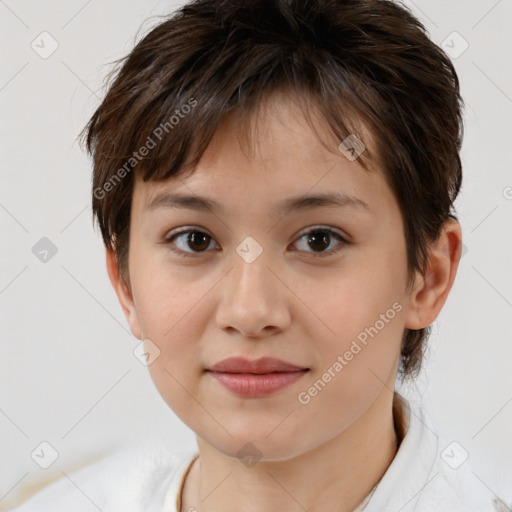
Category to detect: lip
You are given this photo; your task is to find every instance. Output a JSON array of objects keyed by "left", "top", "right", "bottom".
[
  {"left": 206, "top": 357, "right": 309, "bottom": 398},
  {"left": 208, "top": 356, "right": 307, "bottom": 374}
]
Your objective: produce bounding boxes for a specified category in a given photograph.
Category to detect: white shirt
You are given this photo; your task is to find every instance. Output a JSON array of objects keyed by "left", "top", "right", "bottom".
[{"left": 10, "top": 395, "right": 502, "bottom": 512}]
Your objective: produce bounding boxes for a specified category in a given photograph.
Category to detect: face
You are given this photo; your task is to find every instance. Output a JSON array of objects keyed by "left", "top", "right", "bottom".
[{"left": 117, "top": 92, "right": 417, "bottom": 460}]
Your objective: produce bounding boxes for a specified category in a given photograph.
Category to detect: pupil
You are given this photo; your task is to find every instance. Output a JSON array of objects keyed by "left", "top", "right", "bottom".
[
  {"left": 189, "top": 232, "right": 210, "bottom": 251},
  {"left": 308, "top": 230, "right": 329, "bottom": 252}
]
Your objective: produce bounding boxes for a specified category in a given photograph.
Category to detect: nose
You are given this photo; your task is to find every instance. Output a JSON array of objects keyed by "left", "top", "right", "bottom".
[{"left": 215, "top": 245, "right": 291, "bottom": 339}]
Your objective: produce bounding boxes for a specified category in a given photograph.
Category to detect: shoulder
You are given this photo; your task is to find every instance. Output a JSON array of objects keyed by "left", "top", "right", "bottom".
[
  {"left": 414, "top": 455, "right": 503, "bottom": 512},
  {"left": 368, "top": 395, "right": 507, "bottom": 512},
  {"left": 10, "top": 439, "right": 196, "bottom": 512},
  {"left": 402, "top": 398, "right": 506, "bottom": 512}
]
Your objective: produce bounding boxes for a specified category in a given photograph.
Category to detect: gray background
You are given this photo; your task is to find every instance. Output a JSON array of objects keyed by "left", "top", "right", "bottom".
[{"left": 1, "top": 0, "right": 511, "bottom": 509}]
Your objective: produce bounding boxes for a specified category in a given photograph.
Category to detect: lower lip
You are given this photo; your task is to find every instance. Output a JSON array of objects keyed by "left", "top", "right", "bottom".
[{"left": 208, "top": 370, "right": 308, "bottom": 398}]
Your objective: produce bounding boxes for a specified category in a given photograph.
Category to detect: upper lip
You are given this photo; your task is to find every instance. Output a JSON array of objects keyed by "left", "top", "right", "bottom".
[{"left": 207, "top": 357, "right": 308, "bottom": 374}]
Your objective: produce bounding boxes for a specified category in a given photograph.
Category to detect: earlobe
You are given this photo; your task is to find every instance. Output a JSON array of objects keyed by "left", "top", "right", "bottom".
[
  {"left": 404, "top": 218, "right": 463, "bottom": 330},
  {"left": 105, "top": 249, "right": 142, "bottom": 340}
]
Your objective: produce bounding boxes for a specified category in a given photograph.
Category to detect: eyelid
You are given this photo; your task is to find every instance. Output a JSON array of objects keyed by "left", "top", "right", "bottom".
[
  {"left": 290, "top": 225, "right": 350, "bottom": 256},
  {"left": 163, "top": 225, "right": 350, "bottom": 258},
  {"left": 163, "top": 226, "right": 219, "bottom": 257},
  {"left": 294, "top": 225, "right": 348, "bottom": 241}
]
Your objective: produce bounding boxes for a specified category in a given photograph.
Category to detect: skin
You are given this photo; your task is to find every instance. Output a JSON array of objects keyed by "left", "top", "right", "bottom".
[{"left": 107, "top": 90, "right": 462, "bottom": 512}]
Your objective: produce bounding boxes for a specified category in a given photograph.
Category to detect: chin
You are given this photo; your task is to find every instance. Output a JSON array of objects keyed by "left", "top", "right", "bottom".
[{"left": 198, "top": 424, "right": 315, "bottom": 464}]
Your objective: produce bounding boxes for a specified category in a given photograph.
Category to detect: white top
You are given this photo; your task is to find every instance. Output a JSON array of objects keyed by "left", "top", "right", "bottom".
[{"left": 10, "top": 396, "right": 503, "bottom": 512}]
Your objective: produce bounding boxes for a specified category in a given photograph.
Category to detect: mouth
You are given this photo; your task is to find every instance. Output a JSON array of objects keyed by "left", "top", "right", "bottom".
[{"left": 205, "top": 357, "right": 310, "bottom": 398}]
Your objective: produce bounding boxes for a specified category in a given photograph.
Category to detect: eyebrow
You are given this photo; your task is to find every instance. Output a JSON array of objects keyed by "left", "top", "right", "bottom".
[{"left": 145, "top": 191, "right": 371, "bottom": 215}]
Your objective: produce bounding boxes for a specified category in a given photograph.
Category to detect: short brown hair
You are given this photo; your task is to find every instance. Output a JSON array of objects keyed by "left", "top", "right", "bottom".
[{"left": 80, "top": 0, "right": 464, "bottom": 381}]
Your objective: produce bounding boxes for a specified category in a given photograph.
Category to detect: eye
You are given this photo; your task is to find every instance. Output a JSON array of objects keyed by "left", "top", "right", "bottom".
[
  {"left": 164, "top": 227, "right": 219, "bottom": 257},
  {"left": 163, "top": 226, "right": 349, "bottom": 258},
  {"left": 292, "top": 226, "right": 349, "bottom": 257}
]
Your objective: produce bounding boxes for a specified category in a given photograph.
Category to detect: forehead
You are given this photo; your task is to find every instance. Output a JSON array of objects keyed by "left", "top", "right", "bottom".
[{"left": 133, "top": 91, "right": 392, "bottom": 217}]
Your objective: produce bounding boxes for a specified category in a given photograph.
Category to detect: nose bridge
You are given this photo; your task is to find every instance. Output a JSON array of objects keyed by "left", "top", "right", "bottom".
[
  {"left": 216, "top": 235, "right": 289, "bottom": 336},
  {"left": 230, "top": 236, "right": 276, "bottom": 306}
]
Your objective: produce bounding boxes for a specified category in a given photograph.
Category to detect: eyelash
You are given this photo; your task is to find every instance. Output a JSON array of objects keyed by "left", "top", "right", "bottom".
[{"left": 162, "top": 226, "right": 350, "bottom": 259}]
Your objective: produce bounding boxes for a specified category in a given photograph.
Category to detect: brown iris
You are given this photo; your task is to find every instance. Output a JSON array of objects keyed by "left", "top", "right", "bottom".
[{"left": 307, "top": 230, "right": 330, "bottom": 252}]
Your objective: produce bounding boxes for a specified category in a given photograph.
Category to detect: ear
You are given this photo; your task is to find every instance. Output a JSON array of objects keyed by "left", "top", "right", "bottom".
[
  {"left": 404, "top": 218, "right": 463, "bottom": 330},
  {"left": 105, "top": 248, "right": 142, "bottom": 340}
]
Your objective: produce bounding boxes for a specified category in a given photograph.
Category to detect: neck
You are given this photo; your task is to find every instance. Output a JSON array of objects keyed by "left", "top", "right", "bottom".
[{"left": 181, "top": 391, "right": 402, "bottom": 512}]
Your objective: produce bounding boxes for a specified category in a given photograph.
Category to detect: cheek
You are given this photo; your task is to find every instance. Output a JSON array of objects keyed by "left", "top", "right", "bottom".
[
  {"left": 134, "top": 266, "right": 209, "bottom": 425},
  {"left": 129, "top": 251, "right": 207, "bottom": 370},
  {"left": 304, "top": 257, "right": 406, "bottom": 380},
  {"left": 293, "top": 278, "right": 405, "bottom": 436},
  {"left": 131, "top": 244, "right": 192, "bottom": 327}
]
